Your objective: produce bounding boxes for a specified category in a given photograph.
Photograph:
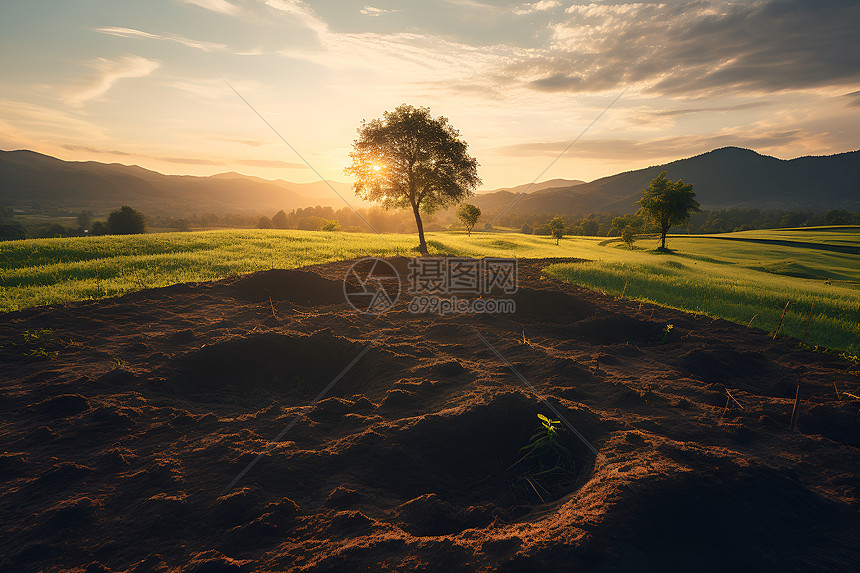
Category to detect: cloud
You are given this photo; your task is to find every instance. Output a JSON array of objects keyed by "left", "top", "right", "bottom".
[
  {"left": 180, "top": 0, "right": 238, "bottom": 15},
  {"left": 513, "top": 1, "right": 560, "bottom": 16},
  {"left": 60, "top": 144, "right": 306, "bottom": 169},
  {"left": 493, "top": 129, "right": 809, "bottom": 160},
  {"left": 93, "top": 26, "right": 227, "bottom": 52},
  {"left": 443, "top": 0, "right": 498, "bottom": 9},
  {"left": 0, "top": 100, "right": 106, "bottom": 144},
  {"left": 236, "top": 158, "right": 306, "bottom": 168},
  {"left": 360, "top": 6, "right": 401, "bottom": 16},
  {"left": 61, "top": 144, "right": 134, "bottom": 156},
  {"left": 645, "top": 102, "right": 772, "bottom": 118},
  {"left": 262, "top": 0, "right": 328, "bottom": 36},
  {"left": 212, "top": 137, "right": 267, "bottom": 147},
  {"left": 277, "top": 26, "right": 522, "bottom": 92},
  {"left": 64, "top": 55, "right": 160, "bottom": 107},
  {"left": 844, "top": 90, "right": 860, "bottom": 107},
  {"left": 512, "top": 0, "right": 860, "bottom": 96}
]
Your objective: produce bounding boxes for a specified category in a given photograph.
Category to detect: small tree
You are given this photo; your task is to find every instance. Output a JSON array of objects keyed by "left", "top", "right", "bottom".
[
  {"left": 257, "top": 215, "right": 273, "bottom": 229},
  {"left": 549, "top": 216, "right": 565, "bottom": 245},
  {"left": 0, "top": 221, "right": 27, "bottom": 241},
  {"left": 621, "top": 226, "right": 636, "bottom": 249},
  {"left": 107, "top": 205, "right": 146, "bottom": 235},
  {"left": 322, "top": 219, "right": 341, "bottom": 232},
  {"left": 457, "top": 203, "right": 481, "bottom": 236},
  {"left": 90, "top": 221, "right": 108, "bottom": 236},
  {"left": 76, "top": 210, "right": 94, "bottom": 229},
  {"left": 272, "top": 209, "right": 289, "bottom": 229},
  {"left": 637, "top": 172, "right": 700, "bottom": 250},
  {"left": 345, "top": 104, "right": 481, "bottom": 255},
  {"left": 521, "top": 223, "right": 533, "bottom": 235}
]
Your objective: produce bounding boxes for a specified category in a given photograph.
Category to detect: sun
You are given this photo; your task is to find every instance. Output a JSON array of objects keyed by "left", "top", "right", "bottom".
[{"left": 371, "top": 164, "right": 382, "bottom": 172}]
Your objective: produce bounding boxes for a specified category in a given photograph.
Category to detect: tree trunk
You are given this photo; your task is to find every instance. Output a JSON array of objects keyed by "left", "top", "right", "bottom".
[
  {"left": 412, "top": 202, "right": 428, "bottom": 255},
  {"left": 661, "top": 222, "right": 668, "bottom": 249}
]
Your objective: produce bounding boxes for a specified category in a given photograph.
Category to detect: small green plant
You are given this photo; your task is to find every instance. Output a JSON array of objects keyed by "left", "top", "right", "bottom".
[
  {"left": 18, "top": 328, "right": 53, "bottom": 344},
  {"left": 509, "top": 414, "right": 575, "bottom": 503},
  {"left": 26, "top": 347, "right": 58, "bottom": 360},
  {"left": 659, "top": 323, "right": 674, "bottom": 343}
]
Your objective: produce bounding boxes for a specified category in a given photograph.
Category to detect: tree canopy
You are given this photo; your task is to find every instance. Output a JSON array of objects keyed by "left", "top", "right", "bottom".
[
  {"left": 345, "top": 104, "right": 480, "bottom": 255},
  {"left": 637, "top": 172, "right": 700, "bottom": 249},
  {"left": 549, "top": 216, "right": 565, "bottom": 245},
  {"left": 107, "top": 205, "right": 147, "bottom": 235},
  {"left": 457, "top": 203, "right": 481, "bottom": 237}
]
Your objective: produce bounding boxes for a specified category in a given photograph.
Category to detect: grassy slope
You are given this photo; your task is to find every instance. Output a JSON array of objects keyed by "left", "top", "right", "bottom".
[{"left": 1, "top": 227, "right": 857, "bottom": 356}]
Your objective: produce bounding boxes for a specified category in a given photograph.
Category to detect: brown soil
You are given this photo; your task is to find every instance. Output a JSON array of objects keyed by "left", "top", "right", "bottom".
[{"left": 1, "top": 257, "right": 859, "bottom": 573}]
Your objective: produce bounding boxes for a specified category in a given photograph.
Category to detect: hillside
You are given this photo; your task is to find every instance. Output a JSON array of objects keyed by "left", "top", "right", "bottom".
[
  {"left": 3, "top": 147, "right": 857, "bottom": 219},
  {"left": 0, "top": 150, "right": 353, "bottom": 216},
  {"left": 471, "top": 147, "right": 860, "bottom": 217},
  {"left": 480, "top": 178, "right": 586, "bottom": 195}
]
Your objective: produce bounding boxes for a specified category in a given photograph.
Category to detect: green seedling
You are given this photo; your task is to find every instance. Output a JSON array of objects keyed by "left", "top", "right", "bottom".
[
  {"left": 658, "top": 323, "right": 674, "bottom": 343},
  {"left": 26, "top": 347, "right": 58, "bottom": 360},
  {"left": 14, "top": 329, "right": 53, "bottom": 345},
  {"left": 509, "top": 414, "right": 575, "bottom": 503}
]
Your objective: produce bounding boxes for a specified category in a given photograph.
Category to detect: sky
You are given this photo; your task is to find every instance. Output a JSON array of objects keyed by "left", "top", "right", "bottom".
[{"left": 1, "top": 0, "right": 858, "bottom": 194}]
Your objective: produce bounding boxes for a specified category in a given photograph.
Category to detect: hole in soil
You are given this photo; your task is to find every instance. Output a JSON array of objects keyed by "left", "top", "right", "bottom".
[
  {"left": 511, "top": 289, "right": 595, "bottom": 324},
  {"left": 229, "top": 270, "right": 345, "bottom": 305},
  {"left": 336, "top": 392, "right": 600, "bottom": 524},
  {"left": 167, "top": 333, "right": 396, "bottom": 399},
  {"left": 563, "top": 313, "right": 666, "bottom": 345},
  {"left": 677, "top": 347, "right": 791, "bottom": 396}
]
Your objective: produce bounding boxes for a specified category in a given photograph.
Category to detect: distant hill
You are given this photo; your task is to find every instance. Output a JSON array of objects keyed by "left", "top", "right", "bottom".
[
  {"left": 479, "top": 178, "right": 586, "bottom": 195},
  {"left": 472, "top": 147, "right": 860, "bottom": 218},
  {"left": 0, "top": 150, "right": 353, "bottom": 215},
  {"left": 471, "top": 179, "right": 585, "bottom": 216},
  {"left": 3, "top": 147, "right": 857, "bottom": 219}
]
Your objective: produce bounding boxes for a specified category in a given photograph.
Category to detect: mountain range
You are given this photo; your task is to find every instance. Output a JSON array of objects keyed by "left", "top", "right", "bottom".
[
  {"left": 1, "top": 147, "right": 857, "bottom": 217},
  {"left": 471, "top": 147, "right": 859, "bottom": 218},
  {"left": 0, "top": 150, "right": 352, "bottom": 216}
]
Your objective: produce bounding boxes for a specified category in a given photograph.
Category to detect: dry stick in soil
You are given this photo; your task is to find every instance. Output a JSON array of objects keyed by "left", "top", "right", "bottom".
[
  {"left": 721, "top": 389, "right": 745, "bottom": 419},
  {"left": 747, "top": 314, "right": 758, "bottom": 328},
  {"left": 726, "top": 389, "right": 744, "bottom": 410},
  {"left": 773, "top": 301, "right": 790, "bottom": 339},
  {"left": 789, "top": 383, "right": 802, "bottom": 430},
  {"left": 801, "top": 301, "right": 814, "bottom": 346}
]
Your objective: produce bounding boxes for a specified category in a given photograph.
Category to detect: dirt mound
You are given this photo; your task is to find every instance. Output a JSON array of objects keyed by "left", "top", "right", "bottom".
[
  {"left": 564, "top": 313, "right": 666, "bottom": 345},
  {"left": 229, "top": 269, "right": 345, "bottom": 305},
  {"left": 591, "top": 462, "right": 857, "bottom": 572},
  {"left": 0, "top": 257, "right": 858, "bottom": 572},
  {"left": 512, "top": 288, "right": 594, "bottom": 323}
]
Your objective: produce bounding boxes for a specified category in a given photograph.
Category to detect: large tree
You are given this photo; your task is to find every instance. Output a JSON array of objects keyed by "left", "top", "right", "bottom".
[
  {"left": 345, "top": 104, "right": 480, "bottom": 255},
  {"left": 637, "top": 172, "right": 700, "bottom": 250}
]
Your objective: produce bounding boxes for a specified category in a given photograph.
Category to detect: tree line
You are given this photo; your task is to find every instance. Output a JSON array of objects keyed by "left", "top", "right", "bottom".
[
  {"left": 0, "top": 205, "right": 146, "bottom": 240},
  {"left": 513, "top": 208, "right": 860, "bottom": 238}
]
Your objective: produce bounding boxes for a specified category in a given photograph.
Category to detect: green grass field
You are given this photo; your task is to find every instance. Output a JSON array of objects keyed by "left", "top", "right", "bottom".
[{"left": 1, "top": 227, "right": 858, "bottom": 357}]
